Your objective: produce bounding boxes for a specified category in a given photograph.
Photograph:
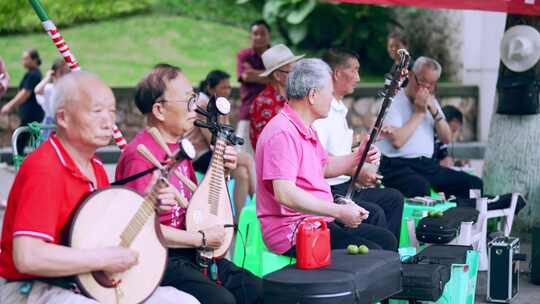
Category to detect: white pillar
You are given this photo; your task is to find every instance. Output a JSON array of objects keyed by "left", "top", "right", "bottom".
[{"left": 459, "top": 11, "right": 507, "bottom": 141}]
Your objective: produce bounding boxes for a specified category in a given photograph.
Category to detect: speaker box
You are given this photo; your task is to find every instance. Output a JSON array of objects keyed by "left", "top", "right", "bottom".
[{"left": 496, "top": 71, "right": 540, "bottom": 115}]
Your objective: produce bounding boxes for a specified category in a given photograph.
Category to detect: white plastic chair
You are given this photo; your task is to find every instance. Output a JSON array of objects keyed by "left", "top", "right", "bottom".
[{"left": 407, "top": 190, "right": 520, "bottom": 271}]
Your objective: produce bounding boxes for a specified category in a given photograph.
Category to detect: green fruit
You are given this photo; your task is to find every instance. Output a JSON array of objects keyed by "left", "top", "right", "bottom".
[
  {"left": 427, "top": 211, "right": 433, "bottom": 217},
  {"left": 347, "top": 244, "right": 359, "bottom": 254},
  {"left": 358, "top": 245, "right": 369, "bottom": 254},
  {"left": 434, "top": 211, "right": 444, "bottom": 218}
]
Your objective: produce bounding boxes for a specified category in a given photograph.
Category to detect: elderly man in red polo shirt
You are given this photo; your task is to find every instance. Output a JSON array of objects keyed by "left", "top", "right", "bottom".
[
  {"left": 0, "top": 71, "right": 198, "bottom": 303},
  {"left": 255, "top": 59, "right": 397, "bottom": 257}
]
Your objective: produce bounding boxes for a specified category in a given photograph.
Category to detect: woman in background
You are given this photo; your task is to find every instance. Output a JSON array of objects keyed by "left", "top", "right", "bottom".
[
  {"left": 35, "top": 58, "right": 70, "bottom": 138},
  {"left": 188, "top": 70, "right": 256, "bottom": 220}
]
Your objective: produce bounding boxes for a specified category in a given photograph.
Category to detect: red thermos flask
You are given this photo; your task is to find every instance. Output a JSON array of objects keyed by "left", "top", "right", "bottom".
[{"left": 296, "top": 217, "right": 331, "bottom": 269}]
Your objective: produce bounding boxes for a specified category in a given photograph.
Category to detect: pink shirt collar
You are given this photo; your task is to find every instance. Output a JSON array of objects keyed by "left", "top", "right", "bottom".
[{"left": 280, "top": 103, "right": 317, "bottom": 141}]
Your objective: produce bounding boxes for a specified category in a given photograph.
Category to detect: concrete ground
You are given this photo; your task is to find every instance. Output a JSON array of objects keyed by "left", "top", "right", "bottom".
[{"left": 0, "top": 163, "right": 539, "bottom": 303}]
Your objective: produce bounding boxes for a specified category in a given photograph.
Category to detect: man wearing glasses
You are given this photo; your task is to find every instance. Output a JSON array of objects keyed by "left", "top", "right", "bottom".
[
  {"left": 376, "top": 56, "right": 483, "bottom": 199},
  {"left": 116, "top": 63, "right": 262, "bottom": 304}
]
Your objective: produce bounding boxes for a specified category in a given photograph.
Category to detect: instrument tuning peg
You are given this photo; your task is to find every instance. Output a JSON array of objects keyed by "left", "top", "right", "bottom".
[
  {"left": 215, "top": 97, "right": 231, "bottom": 115},
  {"left": 177, "top": 138, "right": 196, "bottom": 161},
  {"left": 195, "top": 105, "right": 209, "bottom": 118},
  {"left": 194, "top": 119, "right": 212, "bottom": 130}
]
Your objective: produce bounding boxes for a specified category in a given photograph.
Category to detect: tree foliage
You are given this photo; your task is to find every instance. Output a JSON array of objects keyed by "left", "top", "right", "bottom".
[
  {"left": 238, "top": 1, "right": 460, "bottom": 77},
  {"left": 0, "top": 0, "right": 151, "bottom": 34},
  {"left": 238, "top": 0, "right": 398, "bottom": 74}
]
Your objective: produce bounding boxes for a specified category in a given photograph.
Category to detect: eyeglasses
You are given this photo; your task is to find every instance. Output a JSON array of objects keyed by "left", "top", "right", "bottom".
[
  {"left": 276, "top": 69, "right": 292, "bottom": 75},
  {"left": 413, "top": 73, "right": 436, "bottom": 91},
  {"left": 158, "top": 92, "right": 198, "bottom": 111}
]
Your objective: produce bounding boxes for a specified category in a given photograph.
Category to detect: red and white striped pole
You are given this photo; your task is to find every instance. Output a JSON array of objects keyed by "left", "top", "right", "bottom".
[
  {"left": 112, "top": 126, "right": 128, "bottom": 150},
  {"left": 29, "top": 0, "right": 128, "bottom": 151},
  {"left": 42, "top": 20, "right": 80, "bottom": 71}
]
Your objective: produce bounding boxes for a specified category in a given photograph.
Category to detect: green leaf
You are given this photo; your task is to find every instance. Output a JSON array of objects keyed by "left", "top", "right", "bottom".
[
  {"left": 263, "top": 0, "right": 287, "bottom": 23},
  {"left": 236, "top": 0, "right": 251, "bottom": 4},
  {"left": 288, "top": 22, "right": 308, "bottom": 44},
  {"left": 286, "top": 0, "right": 316, "bottom": 24}
]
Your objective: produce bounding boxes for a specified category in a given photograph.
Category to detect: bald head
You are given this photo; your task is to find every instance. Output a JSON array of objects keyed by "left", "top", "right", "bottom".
[
  {"left": 53, "top": 71, "right": 117, "bottom": 151},
  {"left": 52, "top": 71, "right": 113, "bottom": 115}
]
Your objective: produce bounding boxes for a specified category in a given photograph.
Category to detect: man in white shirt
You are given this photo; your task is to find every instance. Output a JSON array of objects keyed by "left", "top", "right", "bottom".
[
  {"left": 313, "top": 48, "right": 404, "bottom": 240},
  {"left": 376, "top": 56, "right": 483, "bottom": 198}
]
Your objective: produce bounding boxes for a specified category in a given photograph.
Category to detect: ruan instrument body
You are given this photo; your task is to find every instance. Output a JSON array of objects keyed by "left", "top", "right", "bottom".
[
  {"left": 186, "top": 96, "right": 242, "bottom": 259},
  {"left": 68, "top": 186, "right": 167, "bottom": 304},
  {"left": 186, "top": 136, "right": 235, "bottom": 258},
  {"left": 67, "top": 133, "right": 191, "bottom": 303}
]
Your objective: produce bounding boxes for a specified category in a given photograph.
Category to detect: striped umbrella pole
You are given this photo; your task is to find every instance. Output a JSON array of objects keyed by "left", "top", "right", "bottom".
[{"left": 28, "top": 0, "right": 128, "bottom": 151}]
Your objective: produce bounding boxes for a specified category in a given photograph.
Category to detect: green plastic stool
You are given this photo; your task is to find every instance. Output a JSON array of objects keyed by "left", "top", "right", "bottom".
[
  {"left": 390, "top": 250, "right": 479, "bottom": 304},
  {"left": 436, "top": 250, "right": 479, "bottom": 304},
  {"left": 399, "top": 200, "right": 457, "bottom": 247},
  {"left": 233, "top": 203, "right": 264, "bottom": 276},
  {"left": 232, "top": 200, "right": 295, "bottom": 277}
]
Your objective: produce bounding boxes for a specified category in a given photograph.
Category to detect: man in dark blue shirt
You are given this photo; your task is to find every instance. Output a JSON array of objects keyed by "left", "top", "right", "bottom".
[{"left": 1, "top": 49, "right": 44, "bottom": 155}]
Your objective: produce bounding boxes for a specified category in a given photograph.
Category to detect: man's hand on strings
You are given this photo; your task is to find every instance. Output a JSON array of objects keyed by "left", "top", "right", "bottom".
[
  {"left": 144, "top": 171, "right": 185, "bottom": 212},
  {"left": 223, "top": 145, "right": 238, "bottom": 171},
  {"left": 356, "top": 167, "right": 383, "bottom": 188},
  {"left": 352, "top": 135, "right": 380, "bottom": 169}
]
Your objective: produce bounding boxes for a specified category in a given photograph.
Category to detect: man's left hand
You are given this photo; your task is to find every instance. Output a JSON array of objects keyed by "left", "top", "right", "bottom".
[
  {"left": 352, "top": 136, "right": 380, "bottom": 166},
  {"left": 356, "top": 169, "right": 383, "bottom": 188},
  {"left": 366, "top": 145, "right": 380, "bottom": 166}
]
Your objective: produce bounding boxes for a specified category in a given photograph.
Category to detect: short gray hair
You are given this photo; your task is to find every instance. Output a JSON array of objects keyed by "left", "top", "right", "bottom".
[
  {"left": 51, "top": 70, "right": 101, "bottom": 117},
  {"left": 412, "top": 56, "right": 442, "bottom": 79},
  {"left": 286, "top": 58, "right": 332, "bottom": 100}
]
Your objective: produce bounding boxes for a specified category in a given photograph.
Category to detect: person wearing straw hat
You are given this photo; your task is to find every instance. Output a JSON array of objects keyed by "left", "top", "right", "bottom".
[{"left": 249, "top": 44, "right": 304, "bottom": 150}]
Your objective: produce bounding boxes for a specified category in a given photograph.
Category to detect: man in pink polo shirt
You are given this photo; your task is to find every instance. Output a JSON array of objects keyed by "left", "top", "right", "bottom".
[
  {"left": 116, "top": 64, "right": 262, "bottom": 304},
  {"left": 255, "top": 58, "right": 397, "bottom": 256}
]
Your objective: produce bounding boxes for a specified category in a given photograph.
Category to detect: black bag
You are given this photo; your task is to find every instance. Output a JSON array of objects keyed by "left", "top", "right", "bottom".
[
  {"left": 455, "top": 193, "right": 527, "bottom": 215},
  {"left": 496, "top": 69, "right": 540, "bottom": 115},
  {"left": 393, "top": 245, "right": 472, "bottom": 301},
  {"left": 393, "top": 263, "right": 450, "bottom": 301},
  {"left": 414, "top": 244, "right": 473, "bottom": 266},
  {"left": 263, "top": 249, "right": 402, "bottom": 304},
  {"left": 415, "top": 207, "right": 479, "bottom": 244}
]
